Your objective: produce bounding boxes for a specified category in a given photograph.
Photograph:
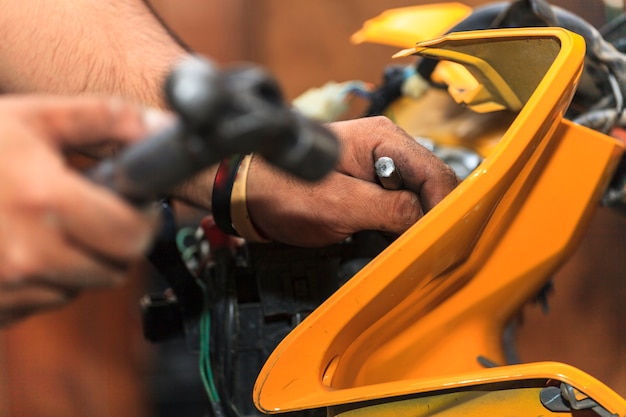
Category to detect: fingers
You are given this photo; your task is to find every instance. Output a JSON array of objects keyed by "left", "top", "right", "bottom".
[
  {"left": 14, "top": 95, "right": 162, "bottom": 265},
  {"left": 247, "top": 159, "right": 424, "bottom": 246},
  {"left": 0, "top": 285, "right": 77, "bottom": 326},
  {"left": 2, "top": 95, "right": 173, "bottom": 148},
  {"left": 0, "top": 212, "right": 129, "bottom": 327},
  {"left": 319, "top": 174, "right": 425, "bottom": 237},
  {"left": 1, "top": 215, "right": 131, "bottom": 290},
  {"left": 247, "top": 116, "right": 460, "bottom": 246},
  {"left": 54, "top": 170, "right": 158, "bottom": 265},
  {"left": 373, "top": 138, "right": 460, "bottom": 212},
  {"left": 329, "top": 116, "right": 460, "bottom": 212},
  {"left": 36, "top": 241, "right": 129, "bottom": 289},
  {"left": 0, "top": 95, "right": 168, "bottom": 327}
]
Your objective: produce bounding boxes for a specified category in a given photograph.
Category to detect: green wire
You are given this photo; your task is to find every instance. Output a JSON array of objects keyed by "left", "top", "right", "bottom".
[
  {"left": 197, "top": 279, "right": 221, "bottom": 404},
  {"left": 175, "top": 226, "right": 197, "bottom": 253},
  {"left": 175, "top": 226, "right": 221, "bottom": 405}
]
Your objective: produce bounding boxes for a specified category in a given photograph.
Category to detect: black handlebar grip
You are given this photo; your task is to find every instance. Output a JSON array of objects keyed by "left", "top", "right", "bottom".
[
  {"left": 87, "top": 122, "right": 221, "bottom": 205},
  {"left": 262, "top": 112, "right": 340, "bottom": 182},
  {"left": 88, "top": 55, "right": 340, "bottom": 204}
]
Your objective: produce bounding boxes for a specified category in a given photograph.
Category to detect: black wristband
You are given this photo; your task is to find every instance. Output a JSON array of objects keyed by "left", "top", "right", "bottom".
[{"left": 212, "top": 154, "right": 245, "bottom": 236}]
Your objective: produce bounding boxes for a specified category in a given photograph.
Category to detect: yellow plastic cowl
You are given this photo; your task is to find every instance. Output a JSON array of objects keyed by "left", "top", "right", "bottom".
[
  {"left": 254, "top": 28, "right": 626, "bottom": 417},
  {"left": 325, "top": 363, "right": 626, "bottom": 417},
  {"left": 394, "top": 29, "right": 563, "bottom": 112},
  {"left": 351, "top": 3, "right": 472, "bottom": 49}
]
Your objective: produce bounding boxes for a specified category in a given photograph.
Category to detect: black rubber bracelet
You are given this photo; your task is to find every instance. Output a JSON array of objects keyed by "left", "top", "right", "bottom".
[{"left": 212, "top": 154, "right": 245, "bottom": 236}]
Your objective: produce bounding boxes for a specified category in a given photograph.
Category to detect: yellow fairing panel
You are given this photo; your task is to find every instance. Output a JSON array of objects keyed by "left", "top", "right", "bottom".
[
  {"left": 351, "top": 3, "right": 472, "bottom": 48},
  {"left": 254, "top": 28, "right": 626, "bottom": 416},
  {"left": 351, "top": 2, "right": 478, "bottom": 105},
  {"left": 384, "top": 91, "right": 514, "bottom": 158},
  {"left": 326, "top": 366, "right": 623, "bottom": 417},
  {"left": 395, "top": 30, "right": 561, "bottom": 112}
]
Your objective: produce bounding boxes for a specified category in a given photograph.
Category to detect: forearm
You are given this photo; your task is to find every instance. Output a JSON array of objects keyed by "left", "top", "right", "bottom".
[
  {"left": 170, "top": 166, "right": 218, "bottom": 210},
  {"left": 0, "top": 0, "right": 188, "bottom": 108}
]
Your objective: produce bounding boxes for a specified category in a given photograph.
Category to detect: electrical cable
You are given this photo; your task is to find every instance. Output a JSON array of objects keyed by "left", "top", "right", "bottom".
[
  {"left": 197, "top": 279, "right": 221, "bottom": 405},
  {"left": 175, "top": 227, "right": 223, "bottom": 412}
]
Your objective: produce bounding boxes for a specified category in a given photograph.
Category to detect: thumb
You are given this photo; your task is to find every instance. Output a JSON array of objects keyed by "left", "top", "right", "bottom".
[
  {"left": 10, "top": 95, "right": 174, "bottom": 148},
  {"left": 332, "top": 180, "right": 424, "bottom": 236}
]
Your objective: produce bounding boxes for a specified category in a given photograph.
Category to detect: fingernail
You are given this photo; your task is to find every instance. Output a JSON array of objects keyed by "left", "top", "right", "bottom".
[{"left": 142, "top": 108, "right": 176, "bottom": 133}]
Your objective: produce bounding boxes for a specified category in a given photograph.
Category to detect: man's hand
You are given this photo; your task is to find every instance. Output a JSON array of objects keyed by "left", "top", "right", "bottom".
[
  {"left": 246, "top": 116, "right": 460, "bottom": 246},
  {"left": 0, "top": 95, "right": 166, "bottom": 326}
]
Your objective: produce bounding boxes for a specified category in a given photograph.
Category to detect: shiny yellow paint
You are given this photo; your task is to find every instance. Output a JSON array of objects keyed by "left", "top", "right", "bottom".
[
  {"left": 351, "top": 3, "right": 472, "bottom": 48},
  {"left": 430, "top": 61, "right": 479, "bottom": 95},
  {"left": 328, "top": 383, "right": 582, "bottom": 417},
  {"left": 254, "top": 28, "right": 626, "bottom": 416},
  {"left": 395, "top": 31, "right": 561, "bottom": 112},
  {"left": 349, "top": 2, "right": 501, "bottom": 118},
  {"left": 384, "top": 92, "right": 513, "bottom": 158},
  {"left": 387, "top": 32, "right": 565, "bottom": 157}
]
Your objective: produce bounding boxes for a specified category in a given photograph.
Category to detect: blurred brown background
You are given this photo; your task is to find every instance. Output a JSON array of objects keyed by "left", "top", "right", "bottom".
[
  {"left": 0, "top": 1, "right": 623, "bottom": 416},
  {"left": 149, "top": 0, "right": 606, "bottom": 101}
]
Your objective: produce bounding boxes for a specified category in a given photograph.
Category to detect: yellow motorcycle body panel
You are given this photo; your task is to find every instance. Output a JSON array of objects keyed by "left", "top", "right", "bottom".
[
  {"left": 351, "top": 3, "right": 472, "bottom": 48},
  {"left": 254, "top": 28, "right": 626, "bottom": 416},
  {"left": 384, "top": 91, "right": 513, "bottom": 158},
  {"left": 327, "top": 373, "right": 618, "bottom": 417},
  {"left": 350, "top": 2, "right": 485, "bottom": 107}
]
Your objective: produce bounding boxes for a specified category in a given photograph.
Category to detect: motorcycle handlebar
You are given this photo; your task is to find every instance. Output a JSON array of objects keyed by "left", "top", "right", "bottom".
[{"left": 88, "top": 56, "right": 340, "bottom": 205}]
